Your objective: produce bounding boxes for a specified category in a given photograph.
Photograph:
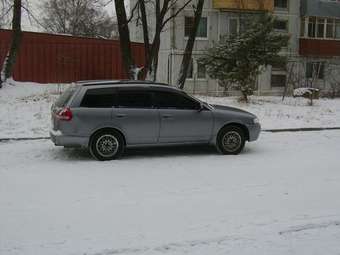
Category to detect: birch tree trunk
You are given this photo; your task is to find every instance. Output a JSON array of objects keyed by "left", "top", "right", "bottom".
[{"left": 177, "top": 0, "right": 204, "bottom": 89}]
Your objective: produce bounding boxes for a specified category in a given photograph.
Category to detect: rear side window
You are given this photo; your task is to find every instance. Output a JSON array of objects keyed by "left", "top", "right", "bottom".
[
  {"left": 117, "top": 90, "right": 153, "bottom": 108},
  {"left": 55, "top": 87, "right": 76, "bottom": 107},
  {"left": 80, "top": 88, "right": 116, "bottom": 108},
  {"left": 154, "top": 91, "right": 200, "bottom": 110}
]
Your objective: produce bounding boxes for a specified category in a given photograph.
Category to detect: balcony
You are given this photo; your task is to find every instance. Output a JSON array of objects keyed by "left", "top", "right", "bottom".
[
  {"left": 213, "top": 0, "right": 274, "bottom": 12},
  {"left": 300, "top": 38, "right": 340, "bottom": 57}
]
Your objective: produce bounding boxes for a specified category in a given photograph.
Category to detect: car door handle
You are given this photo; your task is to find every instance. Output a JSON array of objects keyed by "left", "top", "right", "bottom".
[{"left": 116, "top": 114, "right": 127, "bottom": 118}]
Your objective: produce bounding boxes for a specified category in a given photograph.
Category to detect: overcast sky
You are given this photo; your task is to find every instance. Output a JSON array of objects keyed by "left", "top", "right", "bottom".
[{"left": 21, "top": 0, "right": 117, "bottom": 32}]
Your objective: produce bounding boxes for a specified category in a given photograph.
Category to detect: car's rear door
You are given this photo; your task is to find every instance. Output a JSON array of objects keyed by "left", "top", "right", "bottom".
[
  {"left": 154, "top": 90, "right": 213, "bottom": 143},
  {"left": 112, "top": 88, "right": 159, "bottom": 145},
  {"left": 73, "top": 87, "right": 116, "bottom": 136}
]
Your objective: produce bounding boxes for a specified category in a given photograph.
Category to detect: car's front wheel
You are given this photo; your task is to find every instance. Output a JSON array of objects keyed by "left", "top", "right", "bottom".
[
  {"left": 217, "top": 125, "right": 246, "bottom": 155},
  {"left": 89, "top": 130, "right": 125, "bottom": 161}
]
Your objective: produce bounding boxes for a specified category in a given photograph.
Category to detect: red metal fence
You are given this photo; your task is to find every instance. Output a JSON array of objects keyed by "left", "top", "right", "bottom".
[{"left": 0, "top": 29, "right": 145, "bottom": 83}]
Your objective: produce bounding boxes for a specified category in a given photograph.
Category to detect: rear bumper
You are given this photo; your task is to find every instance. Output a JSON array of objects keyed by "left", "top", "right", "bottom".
[
  {"left": 50, "top": 129, "right": 89, "bottom": 147},
  {"left": 246, "top": 123, "right": 261, "bottom": 142}
]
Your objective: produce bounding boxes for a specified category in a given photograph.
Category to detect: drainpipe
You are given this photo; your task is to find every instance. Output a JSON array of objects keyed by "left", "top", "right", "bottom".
[{"left": 169, "top": 0, "right": 176, "bottom": 85}]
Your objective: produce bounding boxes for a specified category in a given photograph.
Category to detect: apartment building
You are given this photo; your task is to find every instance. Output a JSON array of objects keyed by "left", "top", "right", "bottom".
[
  {"left": 130, "top": 0, "right": 339, "bottom": 96},
  {"left": 298, "top": 0, "right": 340, "bottom": 96}
]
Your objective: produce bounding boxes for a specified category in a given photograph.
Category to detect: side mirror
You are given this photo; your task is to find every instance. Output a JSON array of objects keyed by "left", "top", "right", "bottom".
[{"left": 197, "top": 103, "right": 205, "bottom": 112}]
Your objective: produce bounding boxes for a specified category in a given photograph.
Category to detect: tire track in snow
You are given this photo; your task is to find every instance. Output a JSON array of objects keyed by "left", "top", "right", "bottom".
[
  {"left": 89, "top": 235, "right": 250, "bottom": 255},
  {"left": 279, "top": 221, "right": 340, "bottom": 235}
]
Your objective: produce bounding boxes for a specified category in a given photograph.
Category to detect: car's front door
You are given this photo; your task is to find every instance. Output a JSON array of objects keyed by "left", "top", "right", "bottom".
[
  {"left": 112, "top": 88, "right": 159, "bottom": 145},
  {"left": 154, "top": 90, "right": 213, "bottom": 143}
]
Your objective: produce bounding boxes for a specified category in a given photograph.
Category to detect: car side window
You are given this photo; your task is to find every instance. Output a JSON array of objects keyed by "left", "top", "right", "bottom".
[
  {"left": 116, "top": 90, "right": 153, "bottom": 109},
  {"left": 155, "top": 91, "right": 200, "bottom": 110},
  {"left": 80, "top": 88, "right": 116, "bottom": 108}
]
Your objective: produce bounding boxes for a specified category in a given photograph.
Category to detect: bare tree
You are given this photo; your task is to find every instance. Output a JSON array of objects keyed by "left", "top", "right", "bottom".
[
  {"left": 0, "top": 0, "right": 22, "bottom": 88},
  {"left": 40, "top": 0, "right": 115, "bottom": 39},
  {"left": 137, "top": 0, "right": 194, "bottom": 81},
  {"left": 177, "top": 0, "right": 204, "bottom": 89},
  {"left": 113, "top": 0, "right": 194, "bottom": 81},
  {"left": 0, "top": 0, "right": 12, "bottom": 28},
  {"left": 114, "top": 0, "right": 135, "bottom": 79}
]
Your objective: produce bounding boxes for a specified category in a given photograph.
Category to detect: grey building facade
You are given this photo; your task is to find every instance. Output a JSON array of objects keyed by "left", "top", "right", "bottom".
[{"left": 130, "top": 0, "right": 340, "bottom": 97}]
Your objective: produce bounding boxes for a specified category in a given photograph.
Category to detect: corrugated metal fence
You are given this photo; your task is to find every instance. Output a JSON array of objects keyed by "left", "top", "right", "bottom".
[{"left": 0, "top": 29, "right": 145, "bottom": 83}]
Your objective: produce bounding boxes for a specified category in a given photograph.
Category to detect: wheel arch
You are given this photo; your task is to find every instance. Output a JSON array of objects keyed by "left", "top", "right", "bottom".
[
  {"left": 89, "top": 127, "right": 126, "bottom": 147},
  {"left": 217, "top": 122, "right": 250, "bottom": 141}
]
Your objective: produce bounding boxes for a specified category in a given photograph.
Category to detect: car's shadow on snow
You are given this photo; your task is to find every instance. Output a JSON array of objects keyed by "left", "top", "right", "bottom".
[
  {"left": 124, "top": 145, "right": 218, "bottom": 159},
  {"left": 56, "top": 145, "right": 255, "bottom": 161}
]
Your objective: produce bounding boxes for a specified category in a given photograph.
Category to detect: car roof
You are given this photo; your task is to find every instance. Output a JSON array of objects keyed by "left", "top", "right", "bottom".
[{"left": 76, "top": 80, "right": 182, "bottom": 92}]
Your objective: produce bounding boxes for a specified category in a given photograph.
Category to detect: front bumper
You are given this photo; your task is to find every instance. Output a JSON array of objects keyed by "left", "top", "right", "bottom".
[
  {"left": 246, "top": 123, "right": 261, "bottom": 142},
  {"left": 50, "top": 129, "right": 89, "bottom": 147}
]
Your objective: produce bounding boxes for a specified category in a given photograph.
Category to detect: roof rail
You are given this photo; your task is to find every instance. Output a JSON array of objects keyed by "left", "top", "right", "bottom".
[{"left": 79, "top": 80, "right": 171, "bottom": 87}]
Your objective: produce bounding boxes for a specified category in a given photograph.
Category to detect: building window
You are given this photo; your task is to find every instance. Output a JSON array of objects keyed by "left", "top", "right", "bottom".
[
  {"left": 274, "top": 20, "right": 288, "bottom": 31},
  {"left": 197, "top": 62, "right": 206, "bottom": 79},
  {"left": 317, "top": 18, "right": 325, "bottom": 38},
  {"left": 326, "top": 20, "right": 335, "bottom": 38},
  {"left": 306, "top": 62, "right": 325, "bottom": 79},
  {"left": 274, "top": 0, "right": 288, "bottom": 9},
  {"left": 302, "top": 17, "right": 340, "bottom": 40},
  {"left": 308, "top": 17, "right": 316, "bottom": 38},
  {"left": 228, "top": 17, "right": 248, "bottom": 37},
  {"left": 184, "top": 17, "right": 208, "bottom": 38},
  {"left": 229, "top": 18, "right": 238, "bottom": 37},
  {"left": 300, "top": 18, "right": 305, "bottom": 36},
  {"left": 336, "top": 20, "right": 340, "bottom": 38},
  {"left": 271, "top": 74, "right": 286, "bottom": 87}
]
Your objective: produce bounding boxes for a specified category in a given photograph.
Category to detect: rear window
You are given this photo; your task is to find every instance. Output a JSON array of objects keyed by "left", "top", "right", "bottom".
[
  {"left": 80, "top": 88, "right": 116, "bottom": 108},
  {"left": 55, "top": 87, "right": 76, "bottom": 107}
]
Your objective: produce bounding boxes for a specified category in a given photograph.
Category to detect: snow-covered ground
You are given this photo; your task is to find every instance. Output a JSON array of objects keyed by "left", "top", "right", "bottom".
[
  {"left": 198, "top": 96, "right": 340, "bottom": 130},
  {"left": 1, "top": 131, "right": 340, "bottom": 255},
  {"left": 0, "top": 81, "right": 67, "bottom": 139},
  {"left": 1, "top": 82, "right": 340, "bottom": 139}
]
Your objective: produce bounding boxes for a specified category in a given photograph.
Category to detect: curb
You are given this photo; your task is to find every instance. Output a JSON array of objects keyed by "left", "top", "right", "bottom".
[
  {"left": 262, "top": 127, "right": 340, "bottom": 133},
  {"left": 1, "top": 127, "right": 340, "bottom": 143},
  {"left": 0, "top": 137, "right": 50, "bottom": 143}
]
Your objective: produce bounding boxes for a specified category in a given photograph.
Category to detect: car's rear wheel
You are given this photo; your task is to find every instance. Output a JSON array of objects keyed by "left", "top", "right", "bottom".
[
  {"left": 217, "top": 125, "right": 246, "bottom": 155},
  {"left": 90, "top": 130, "right": 125, "bottom": 161}
]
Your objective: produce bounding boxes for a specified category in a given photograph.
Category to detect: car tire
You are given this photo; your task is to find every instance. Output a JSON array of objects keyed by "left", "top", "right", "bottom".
[
  {"left": 89, "top": 130, "right": 125, "bottom": 161},
  {"left": 217, "top": 125, "right": 246, "bottom": 155}
]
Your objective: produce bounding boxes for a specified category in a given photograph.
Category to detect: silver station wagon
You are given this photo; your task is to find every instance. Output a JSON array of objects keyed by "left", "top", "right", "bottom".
[{"left": 50, "top": 80, "right": 261, "bottom": 160}]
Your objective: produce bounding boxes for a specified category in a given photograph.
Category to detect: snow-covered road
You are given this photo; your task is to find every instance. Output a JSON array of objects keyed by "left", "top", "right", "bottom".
[{"left": 1, "top": 131, "right": 340, "bottom": 255}]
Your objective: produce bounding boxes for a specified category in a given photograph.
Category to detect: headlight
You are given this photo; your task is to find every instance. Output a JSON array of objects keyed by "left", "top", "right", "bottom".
[{"left": 253, "top": 118, "right": 260, "bottom": 124}]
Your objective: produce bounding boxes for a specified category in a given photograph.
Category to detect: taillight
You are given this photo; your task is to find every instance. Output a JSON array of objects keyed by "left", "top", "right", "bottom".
[{"left": 56, "top": 107, "right": 73, "bottom": 121}]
